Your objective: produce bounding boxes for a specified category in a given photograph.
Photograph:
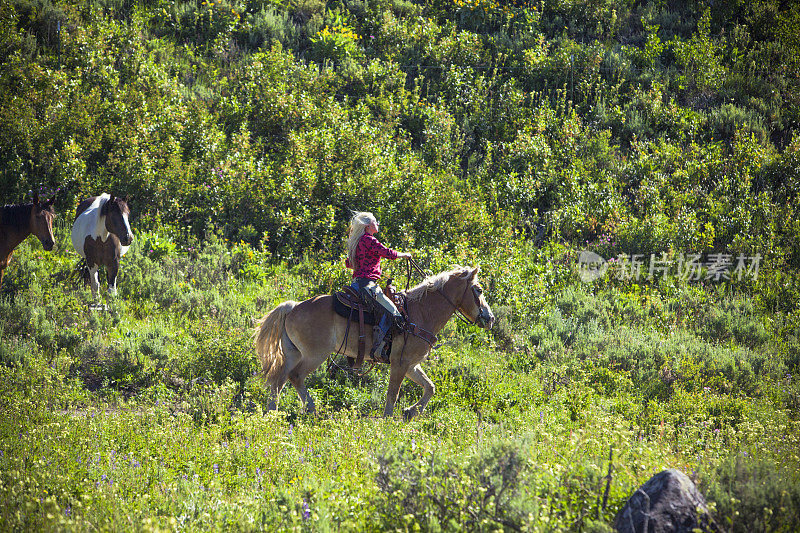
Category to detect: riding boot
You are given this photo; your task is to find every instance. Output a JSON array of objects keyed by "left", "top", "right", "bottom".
[{"left": 370, "top": 314, "right": 392, "bottom": 363}]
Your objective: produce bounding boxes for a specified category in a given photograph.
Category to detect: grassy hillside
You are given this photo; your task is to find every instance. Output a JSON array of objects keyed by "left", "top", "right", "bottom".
[{"left": 1, "top": 0, "right": 799, "bottom": 530}]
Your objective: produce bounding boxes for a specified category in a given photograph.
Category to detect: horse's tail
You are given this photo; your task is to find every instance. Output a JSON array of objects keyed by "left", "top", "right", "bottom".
[
  {"left": 254, "top": 301, "right": 299, "bottom": 386},
  {"left": 71, "top": 258, "right": 89, "bottom": 287}
]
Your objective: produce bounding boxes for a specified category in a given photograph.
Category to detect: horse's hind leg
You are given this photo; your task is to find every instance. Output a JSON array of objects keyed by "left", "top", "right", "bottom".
[
  {"left": 288, "top": 359, "right": 318, "bottom": 414},
  {"left": 266, "top": 331, "right": 303, "bottom": 411}
]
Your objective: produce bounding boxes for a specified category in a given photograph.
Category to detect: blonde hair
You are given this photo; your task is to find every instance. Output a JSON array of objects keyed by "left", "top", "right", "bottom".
[{"left": 346, "top": 211, "right": 377, "bottom": 269}]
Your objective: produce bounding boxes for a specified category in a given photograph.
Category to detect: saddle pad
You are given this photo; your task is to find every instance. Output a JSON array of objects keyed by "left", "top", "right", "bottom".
[{"left": 332, "top": 292, "right": 378, "bottom": 325}]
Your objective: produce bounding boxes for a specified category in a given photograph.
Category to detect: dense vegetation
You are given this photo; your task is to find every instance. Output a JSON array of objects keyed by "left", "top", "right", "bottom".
[{"left": 1, "top": 0, "right": 799, "bottom": 530}]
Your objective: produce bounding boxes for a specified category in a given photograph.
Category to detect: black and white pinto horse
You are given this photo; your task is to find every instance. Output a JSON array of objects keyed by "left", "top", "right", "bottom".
[{"left": 71, "top": 194, "right": 133, "bottom": 297}]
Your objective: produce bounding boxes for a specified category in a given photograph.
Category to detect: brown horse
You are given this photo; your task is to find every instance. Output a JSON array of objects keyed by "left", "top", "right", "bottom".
[
  {"left": 254, "top": 266, "right": 495, "bottom": 420},
  {"left": 0, "top": 193, "right": 56, "bottom": 288}
]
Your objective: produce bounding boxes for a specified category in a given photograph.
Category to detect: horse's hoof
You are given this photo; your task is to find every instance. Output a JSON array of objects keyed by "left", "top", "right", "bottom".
[{"left": 403, "top": 407, "right": 418, "bottom": 422}]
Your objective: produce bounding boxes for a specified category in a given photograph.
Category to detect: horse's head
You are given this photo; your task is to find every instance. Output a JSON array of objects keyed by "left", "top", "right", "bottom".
[
  {"left": 31, "top": 192, "right": 55, "bottom": 251},
  {"left": 457, "top": 266, "right": 495, "bottom": 329},
  {"left": 101, "top": 195, "right": 133, "bottom": 246}
]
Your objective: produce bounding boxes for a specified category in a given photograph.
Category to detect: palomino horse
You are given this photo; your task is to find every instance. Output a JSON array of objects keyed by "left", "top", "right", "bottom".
[
  {"left": 71, "top": 194, "right": 133, "bottom": 297},
  {"left": 254, "top": 266, "right": 495, "bottom": 420},
  {"left": 0, "top": 193, "right": 56, "bottom": 288}
]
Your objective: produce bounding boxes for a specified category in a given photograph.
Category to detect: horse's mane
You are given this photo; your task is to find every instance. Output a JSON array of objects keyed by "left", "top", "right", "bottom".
[
  {"left": 404, "top": 266, "right": 472, "bottom": 302},
  {"left": 0, "top": 204, "right": 32, "bottom": 229}
]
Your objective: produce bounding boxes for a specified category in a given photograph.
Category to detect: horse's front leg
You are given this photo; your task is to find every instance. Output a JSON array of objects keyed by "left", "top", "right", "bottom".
[
  {"left": 88, "top": 265, "right": 101, "bottom": 298},
  {"left": 106, "top": 259, "right": 119, "bottom": 296},
  {"left": 403, "top": 364, "right": 435, "bottom": 421},
  {"left": 384, "top": 362, "right": 407, "bottom": 417}
]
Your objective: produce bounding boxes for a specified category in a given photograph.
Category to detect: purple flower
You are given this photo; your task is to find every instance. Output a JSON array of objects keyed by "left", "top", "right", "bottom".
[
  {"left": 213, "top": 464, "right": 219, "bottom": 474},
  {"left": 302, "top": 500, "right": 311, "bottom": 520},
  {"left": 288, "top": 425, "right": 293, "bottom": 437}
]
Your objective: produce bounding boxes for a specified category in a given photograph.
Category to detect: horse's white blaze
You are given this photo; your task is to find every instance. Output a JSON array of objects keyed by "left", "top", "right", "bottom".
[
  {"left": 120, "top": 213, "right": 132, "bottom": 257},
  {"left": 71, "top": 194, "right": 110, "bottom": 258}
]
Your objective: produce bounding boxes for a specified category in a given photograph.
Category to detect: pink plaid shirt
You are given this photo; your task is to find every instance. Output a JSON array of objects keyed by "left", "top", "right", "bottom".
[{"left": 345, "top": 234, "right": 399, "bottom": 280}]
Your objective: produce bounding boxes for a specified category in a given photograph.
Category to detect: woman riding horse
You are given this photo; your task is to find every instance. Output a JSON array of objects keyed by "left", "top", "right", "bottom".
[{"left": 345, "top": 212, "right": 412, "bottom": 362}]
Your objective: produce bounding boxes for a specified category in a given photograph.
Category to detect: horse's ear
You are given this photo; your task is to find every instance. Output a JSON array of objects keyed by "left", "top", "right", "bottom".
[
  {"left": 470, "top": 266, "right": 481, "bottom": 279},
  {"left": 33, "top": 191, "right": 40, "bottom": 205}
]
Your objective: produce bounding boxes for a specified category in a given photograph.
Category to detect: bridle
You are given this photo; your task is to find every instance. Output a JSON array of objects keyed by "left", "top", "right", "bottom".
[
  {"left": 407, "top": 258, "right": 490, "bottom": 326},
  {"left": 438, "top": 282, "right": 488, "bottom": 326}
]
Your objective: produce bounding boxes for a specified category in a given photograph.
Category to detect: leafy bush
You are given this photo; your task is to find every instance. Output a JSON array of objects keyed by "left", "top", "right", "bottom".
[
  {"left": 69, "top": 338, "right": 149, "bottom": 392},
  {"left": 702, "top": 453, "right": 800, "bottom": 533},
  {"left": 187, "top": 321, "right": 254, "bottom": 392},
  {"left": 706, "top": 104, "right": 768, "bottom": 144},
  {"left": 375, "top": 440, "right": 535, "bottom": 531}
]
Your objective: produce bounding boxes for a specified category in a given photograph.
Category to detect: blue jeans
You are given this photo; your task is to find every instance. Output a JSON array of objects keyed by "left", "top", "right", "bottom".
[{"left": 351, "top": 278, "right": 400, "bottom": 341}]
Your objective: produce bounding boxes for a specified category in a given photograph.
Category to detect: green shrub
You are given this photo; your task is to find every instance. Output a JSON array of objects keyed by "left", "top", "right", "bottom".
[
  {"left": 0, "top": 334, "right": 38, "bottom": 368},
  {"left": 187, "top": 322, "right": 254, "bottom": 392},
  {"left": 137, "top": 230, "right": 177, "bottom": 261},
  {"left": 70, "top": 338, "right": 149, "bottom": 392},
  {"left": 375, "top": 439, "right": 535, "bottom": 531},
  {"left": 702, "top": 453, "right": 800, "bottom": 533},
  {"left": 237, "top": 5, "right": 296, "bottom": 50},
  {"left": 706, "top": 104, "right": 768, "bottom": 144},
  {"left": 698, "top": 297, "right": 769, "bottom": 348}
]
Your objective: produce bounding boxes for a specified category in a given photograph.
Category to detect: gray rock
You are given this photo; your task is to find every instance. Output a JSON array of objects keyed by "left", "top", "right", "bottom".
[{"left": 615, "top": 469, "right": 711, "bottom": 533}]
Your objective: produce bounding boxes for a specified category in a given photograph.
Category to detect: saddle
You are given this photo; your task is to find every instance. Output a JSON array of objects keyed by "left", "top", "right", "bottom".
[
  {"left": 332, "top": 281, "right": 437, "bottom": 370},
  {"left": 332, "top": 284, "right": 397, "bottom": 369}
]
